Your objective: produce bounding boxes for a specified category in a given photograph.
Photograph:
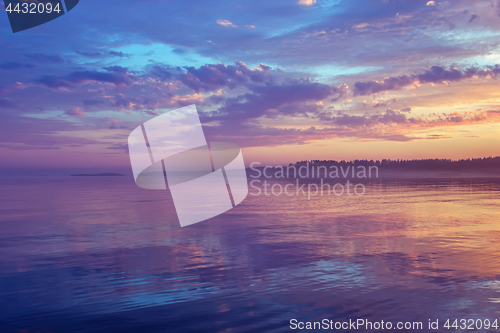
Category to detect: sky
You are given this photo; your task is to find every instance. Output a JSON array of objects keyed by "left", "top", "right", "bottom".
[{"left": 1, "top": 0, "right": 500, "bottom": 172}]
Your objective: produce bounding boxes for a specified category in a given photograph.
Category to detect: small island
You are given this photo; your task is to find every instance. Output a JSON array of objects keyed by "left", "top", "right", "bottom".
[{"left": 70, "top": 173, "right": 125, "bottom": 177}]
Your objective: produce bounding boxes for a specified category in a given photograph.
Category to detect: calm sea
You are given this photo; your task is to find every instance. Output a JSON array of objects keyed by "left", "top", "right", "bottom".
[{"left": 1, "top": 176, "right": 500, "bottom": 332}]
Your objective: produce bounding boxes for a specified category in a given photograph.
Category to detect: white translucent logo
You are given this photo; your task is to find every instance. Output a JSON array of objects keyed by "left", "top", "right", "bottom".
[{"left": 128, "top": 104, "right": 248, "bottom": 227}]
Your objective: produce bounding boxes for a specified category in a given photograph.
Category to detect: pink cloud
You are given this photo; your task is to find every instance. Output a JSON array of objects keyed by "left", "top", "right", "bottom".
[{"left": 216, "top": 20, "right": 237, "bottom": 27}]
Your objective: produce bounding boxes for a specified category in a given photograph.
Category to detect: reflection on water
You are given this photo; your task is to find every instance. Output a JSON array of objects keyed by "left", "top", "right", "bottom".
[{"left": 0, "top": 176, "right": 500, "bottom": 332}]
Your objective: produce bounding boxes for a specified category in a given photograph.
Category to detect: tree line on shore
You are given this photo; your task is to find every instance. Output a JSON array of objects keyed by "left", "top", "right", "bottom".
[{"left": 285, "top": 156, "right": 500, "bottom": 171}]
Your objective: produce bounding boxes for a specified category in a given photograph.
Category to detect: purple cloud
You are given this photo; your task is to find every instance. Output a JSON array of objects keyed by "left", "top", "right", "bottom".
[
  {"left": 103, "top": 66, "right": 129, "bottom": 73},
  {"left": 24, "top": 53, "right": 64, "bottom": 63},
  {"left": 354, "top": 65, "right": 500, "bottom": 95},
  {"left": 205, "top": 79, "right": 340, "bottom": 124},
  {"left": 0, "top": 61, "right": 34, "bottom": 70},
  {"left": 178, "top": 62, "right": 272, "bottom": 92},
  {"left": 35, "top": 69, "right": 135, "bottom": 89},
  {"left": 148, "top": 64, "right": 176, "bottom": 81},
  {"left": 0, "top": 98, "right": 16, "bottom": 108},
  {"left": 76, "top": 50, "right": 128, "bottom": 58},
  {"left": 83, "top": 99, "right": 104, "bottom": 106},
  {"left": 65, "top": 107, "right": 87, "bottom": 118}
]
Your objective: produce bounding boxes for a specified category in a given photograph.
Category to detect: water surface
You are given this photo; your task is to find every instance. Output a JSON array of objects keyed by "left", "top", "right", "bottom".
[{"left": 1, "top": 176, "right": 500, "bottom": 332}]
